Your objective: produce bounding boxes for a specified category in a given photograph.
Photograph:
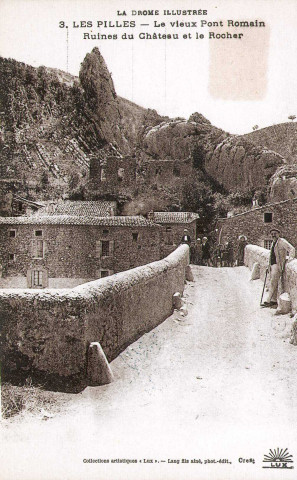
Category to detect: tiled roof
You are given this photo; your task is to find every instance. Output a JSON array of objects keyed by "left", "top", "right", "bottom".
[
  {"left": 0, "top": 215, "right": 159, "bottom": 228},
  {"left": 36, "top": 201, "right": 117, "bottom": 217},
  {"left": 153, "top": 212, "right": 200, "bottom": 224}
]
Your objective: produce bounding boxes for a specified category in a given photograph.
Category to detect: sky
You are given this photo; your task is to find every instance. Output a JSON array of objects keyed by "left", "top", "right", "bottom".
[{"left": 0, "top": 0, "right": 296, "bottom": 134}]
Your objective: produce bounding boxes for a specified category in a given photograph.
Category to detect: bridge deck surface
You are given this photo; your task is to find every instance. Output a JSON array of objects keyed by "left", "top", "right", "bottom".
[{"left": 2, "top": 266, "right": 297, "bottom": 480}]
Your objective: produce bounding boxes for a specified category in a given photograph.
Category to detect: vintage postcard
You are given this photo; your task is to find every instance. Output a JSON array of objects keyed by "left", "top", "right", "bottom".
[{"left": 0, "top": 0, "right": 296, "bottom": 479}]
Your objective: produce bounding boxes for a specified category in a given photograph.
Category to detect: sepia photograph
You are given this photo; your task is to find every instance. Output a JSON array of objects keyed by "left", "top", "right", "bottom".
[{"left": 0, "top": 0, "right": 297, "bottom": 479}]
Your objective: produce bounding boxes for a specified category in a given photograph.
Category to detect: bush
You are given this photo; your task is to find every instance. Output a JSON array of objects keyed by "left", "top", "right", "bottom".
[{"left": 1, "top": 379, "right": 67, "bottom": 420}]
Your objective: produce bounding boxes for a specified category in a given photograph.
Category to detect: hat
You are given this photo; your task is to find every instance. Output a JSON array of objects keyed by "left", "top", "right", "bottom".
[{"left": 270, "top": 227, "right": 281, "bottom": 234}]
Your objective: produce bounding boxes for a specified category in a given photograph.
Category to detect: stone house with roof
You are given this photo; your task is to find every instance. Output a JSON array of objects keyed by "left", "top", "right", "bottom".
[
  {"left": 0, "top": 215, "right": 161, "bottom": 288},
  {"left": 216, "top": 197, "right": 297, "bottom": 251},
  {"left": 148, "top": 211, "right": 200, "bottom": 257}
]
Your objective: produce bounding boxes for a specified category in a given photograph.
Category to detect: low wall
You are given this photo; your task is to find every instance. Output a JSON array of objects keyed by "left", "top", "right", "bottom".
[
  {"left": 244, "top": 244, "right": 297, "bottom": 311},
  {"left": 0, "top": 245, "right": 189, "bottom": 392}
]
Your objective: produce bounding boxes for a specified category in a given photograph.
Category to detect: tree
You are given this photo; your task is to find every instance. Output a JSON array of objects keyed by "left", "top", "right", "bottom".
[
  {"left": 191, "top": 144, "right": 206, "bottom": 171},
  {"left": 288, "top": 115, "right": 296, "bottom": 122}
]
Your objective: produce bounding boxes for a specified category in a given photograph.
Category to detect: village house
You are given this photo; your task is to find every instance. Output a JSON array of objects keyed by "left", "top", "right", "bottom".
[
  {"left": 0, "top": 215, "right": 161, "bottom": 288},
  {"left": 148, "top": 211, "right": 200, "bottom": 257},
  {"left": 216, "top": 197, "right": 297, "bottom": 250}
]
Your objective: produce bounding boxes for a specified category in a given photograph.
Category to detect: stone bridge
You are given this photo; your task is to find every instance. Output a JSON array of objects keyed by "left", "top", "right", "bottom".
[
  {"left": 2, "top": 249, "right": 297, "bottom": 480},
  {"left": 1, "top": 244, "right": 296, "bottom": 395}
]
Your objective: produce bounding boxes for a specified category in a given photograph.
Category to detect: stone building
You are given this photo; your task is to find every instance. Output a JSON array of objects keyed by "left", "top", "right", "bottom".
[
  {"left": 216, "top": 197, "right": 297, "bottom": 250},
  {"left": 148, "top": 211, "right": 200, "bottom": 257},
  {"left": 0, "top": 215, "right": 161, "bottom": 288}
]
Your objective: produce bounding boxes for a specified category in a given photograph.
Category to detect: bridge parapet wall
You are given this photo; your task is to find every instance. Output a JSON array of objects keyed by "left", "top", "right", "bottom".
[
  {"left": 0, "top": 245, "right": 189, "bottom": 392},
  {"left": 244, "top": 244, "right": 297, "bottom": 311}
]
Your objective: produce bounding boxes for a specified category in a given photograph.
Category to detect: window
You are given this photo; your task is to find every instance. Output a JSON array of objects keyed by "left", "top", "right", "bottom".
[
  {"left": 9, "top": 253, "right": 16, "bottom": 262},
  {"left": 264, "top": 212, "right": 273, "bottom": 223},
  {"left": 101, "top": 240, "right": 110, "bottom": 257},
  {"left": 33, "top": 239, "right": 44, "bottom": 258},
  {"left": 100, "top": 270, "right": 109, "bottom": 278},
  {"left": 9, "top": 230, "right": 16, "bottom": 238},
  {"left": 103, "top": 229, "right": 109, "bottom": 235},
  {"left": 132, "top": 232, "right": 138, "bottom": 242},
  {"left": 32, "top": 270, "right": 43, "bottom": 287},
  {"left": 35, "top": 230, "right": 43, "bottom": 237},
  {"left": 264, "top": 239, "right": 273, "bottom": 250},
  {"left": 101, "top": 168, "right": 106, "bottom": 182},
  {"left": 95, "top": 240, "right": 114, "bottom": 258},
  {"left": 173, "top": 166, "right": 180, "bottom": 177},
  {"left": 27, "top": 268, "right": 48, "bottom": 288}
]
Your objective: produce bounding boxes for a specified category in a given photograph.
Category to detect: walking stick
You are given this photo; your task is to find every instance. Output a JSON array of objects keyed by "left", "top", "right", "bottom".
[{"left": 260, "top": 268, "right": 268, "bottom": 306}]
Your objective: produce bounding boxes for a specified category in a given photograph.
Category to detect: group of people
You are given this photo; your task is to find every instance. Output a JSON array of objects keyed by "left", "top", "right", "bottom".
[
  {"left": 212, "top": 235, "right": 248, "bottom": 268},
  {"left": 181, "top": 229, "right": 248, "bottom": 267},
  {"left": 181, "top": 230, "right": 211, "bottom": 266},
  {"left": 181, "top": 227, "right": 296, "bottom": 310}
]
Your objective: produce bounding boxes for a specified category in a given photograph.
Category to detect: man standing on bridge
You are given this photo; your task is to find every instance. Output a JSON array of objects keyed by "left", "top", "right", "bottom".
[{"left": 262, "top": 228, "right": 295, "bottom": 307}]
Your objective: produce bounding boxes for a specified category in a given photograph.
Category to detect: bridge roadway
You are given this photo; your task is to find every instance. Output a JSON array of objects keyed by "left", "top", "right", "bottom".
[{"left": 2, "top": 266, "right": 297, "bottom": 480}]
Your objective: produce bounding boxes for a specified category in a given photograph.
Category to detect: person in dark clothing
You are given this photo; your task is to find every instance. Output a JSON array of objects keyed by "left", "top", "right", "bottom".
[
  {"left": 226, "top": 240, "right": 234, "bottom": 267},
  {"left": 237, "top": 235, "right": 247, "bottom": 266},
  {"left": 201, "top": 236, "right": 211, "bottom": 266},
  {"left": 181, "top": 229, "right": 191, "bottom": 245},
  {"left": 195, "top": 238, "right": 202, "bottom": 265},
  {"left": 213, "top": 243, "right": 222, "bottom": 267}
]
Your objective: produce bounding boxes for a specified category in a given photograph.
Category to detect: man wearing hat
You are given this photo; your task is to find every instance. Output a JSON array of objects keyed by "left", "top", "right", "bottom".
[
  {"left": 262, "top": 228, "right": 295, "bottom": 307},
  {"left": 180, "top": 228, "right": 191, "bottom": 245}
]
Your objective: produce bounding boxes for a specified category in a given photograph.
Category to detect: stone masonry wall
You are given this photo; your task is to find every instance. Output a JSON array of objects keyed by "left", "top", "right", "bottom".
[
  {"left": 0, "top": 244, "right": 189, "bottom": 392},
  {"left": 244, "top": 244, "right": 297, "bottom": 312},
  {"left": 217, "top": 198, "right": 297, "bottom": 249},
  {"left": 0, "top": 223, "right": 161, "bottom": 283}
]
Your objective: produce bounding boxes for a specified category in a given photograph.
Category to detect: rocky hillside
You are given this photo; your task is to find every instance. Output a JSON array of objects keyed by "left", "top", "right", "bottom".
[
  {"left": 140, "top": 114, "right": 285, "bottom": 191},
  {"left": 0, "top": 49, "right": 161, "bottom": 200},
  {"left": 242, "top": 123, "right": 297, "bottom": 164},
  {"left": 0, "top": 47, "right": 288, "bottom": 211}
]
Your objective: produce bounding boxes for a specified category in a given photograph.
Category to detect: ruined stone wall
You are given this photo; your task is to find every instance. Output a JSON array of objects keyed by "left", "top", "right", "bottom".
[
  {"left": 244, "top": 244, "right": 297, "bottom": 311},
  {"left": 0, "top": 244, "right": 189, "bottom": 391},
  {"left": 89, "top": 155, "right": 136, "bottom": 196},
  {"left": 0, "top": 223, "right": 161, "bottom": 284},
  {"left": 217, "top": 199, "right": 297, "bottom": 249},
  {"left": 138, "top": 158, "right": 193, "bottom": 187}
]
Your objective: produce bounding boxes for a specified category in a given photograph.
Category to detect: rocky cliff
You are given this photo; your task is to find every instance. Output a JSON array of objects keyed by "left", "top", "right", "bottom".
[
  {"left": 141, "top": 115, "right": 285, "bottom": 191},
  {"left": 0, "top": 47, "right": 288, "bottom": 208}
]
